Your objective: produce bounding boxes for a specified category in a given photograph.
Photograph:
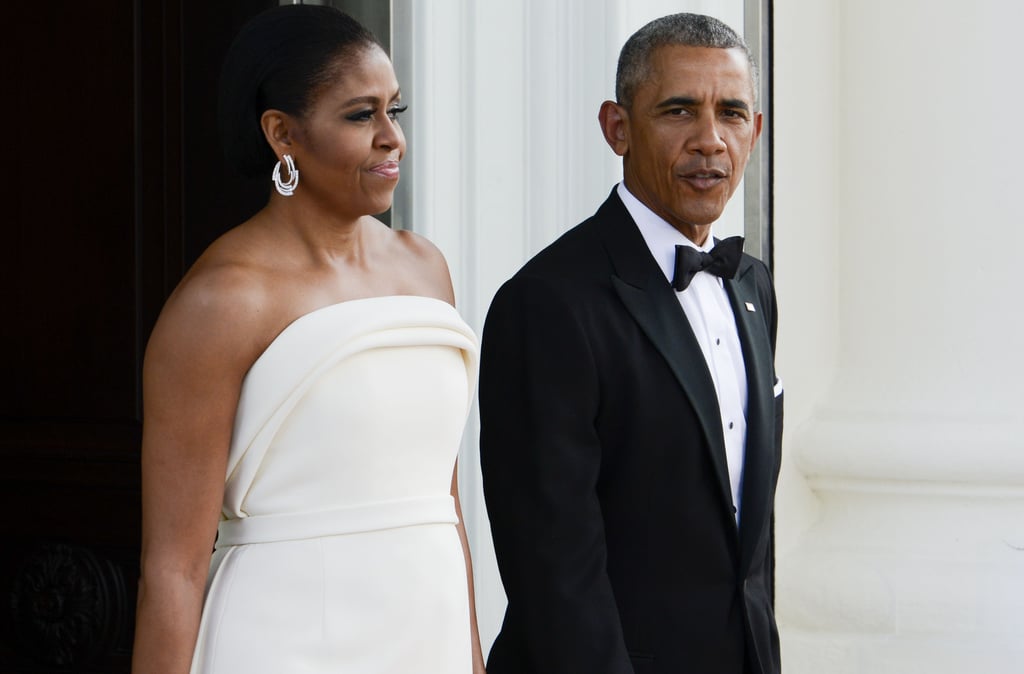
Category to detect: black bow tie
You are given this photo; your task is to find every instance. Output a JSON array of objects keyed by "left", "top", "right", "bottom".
[{"left": 671, "top": 236, "right": 744, "bottom": 291}]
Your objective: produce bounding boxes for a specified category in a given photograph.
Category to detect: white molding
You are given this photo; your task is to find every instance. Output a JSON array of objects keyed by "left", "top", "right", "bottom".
[{"left": 795, "top": 415, "right": 1024, "bottom": 484}]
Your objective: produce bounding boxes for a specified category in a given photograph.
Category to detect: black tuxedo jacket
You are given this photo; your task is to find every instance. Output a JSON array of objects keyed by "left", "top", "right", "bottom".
[{"left": 479, "top": 190, "right": 783, "bottom": 674}]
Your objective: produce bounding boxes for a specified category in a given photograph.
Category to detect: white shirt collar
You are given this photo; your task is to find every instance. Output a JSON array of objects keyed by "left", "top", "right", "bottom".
[
  {"left": 615, "top": 185, "right": 748, "bottom": 519},
  {"left": 616, "top": 182, "right": 717, "bottom": 286}
]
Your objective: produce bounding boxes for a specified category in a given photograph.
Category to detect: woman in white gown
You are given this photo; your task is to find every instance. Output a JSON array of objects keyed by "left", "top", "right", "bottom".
[{"left": 131, "top": 6, "right": 486, "bottom": 673}]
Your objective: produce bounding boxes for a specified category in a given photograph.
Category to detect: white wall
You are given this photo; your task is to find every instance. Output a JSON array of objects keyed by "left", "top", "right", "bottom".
[{"left": 771, "top": 0, "right": 838, "bottom": 557}]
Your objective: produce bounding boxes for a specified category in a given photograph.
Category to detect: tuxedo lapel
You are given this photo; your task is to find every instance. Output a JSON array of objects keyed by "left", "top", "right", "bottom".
[
  {"left": 725, "top": 261, "right": 776, "bottom": 575},
  {"left": 596, "top": 194, "right": 734, "bottom": 516}
]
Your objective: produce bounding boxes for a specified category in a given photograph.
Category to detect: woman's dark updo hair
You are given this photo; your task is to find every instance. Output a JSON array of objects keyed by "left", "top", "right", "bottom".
[{"left": 218, "top": 5, "right": 382, "bottom": 178}]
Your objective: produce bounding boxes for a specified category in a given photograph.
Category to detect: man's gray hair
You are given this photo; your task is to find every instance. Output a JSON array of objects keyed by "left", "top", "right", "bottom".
[{"left": 616, "top": 13, "right": 759, "bottom": 109}]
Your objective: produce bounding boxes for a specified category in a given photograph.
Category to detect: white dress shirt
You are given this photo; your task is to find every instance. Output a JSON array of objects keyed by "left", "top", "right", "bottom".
[{"left": 617, "top": 182, "right": 748, "bottom": 523}]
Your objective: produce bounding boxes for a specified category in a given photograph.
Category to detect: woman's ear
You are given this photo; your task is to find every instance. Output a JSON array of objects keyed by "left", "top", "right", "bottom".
[{"left": 260, "top": 109, "right": 295, "bottom": 159}]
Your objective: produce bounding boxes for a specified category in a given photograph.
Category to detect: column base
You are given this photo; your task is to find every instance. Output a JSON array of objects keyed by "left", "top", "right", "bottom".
[{"left": 778, "top": 479, "right": 1024, "bottom": 673}]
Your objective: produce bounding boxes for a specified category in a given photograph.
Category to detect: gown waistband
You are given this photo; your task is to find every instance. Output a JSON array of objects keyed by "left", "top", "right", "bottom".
[{"left": 215, "top": 495, "right": 458, "bottom": 548}]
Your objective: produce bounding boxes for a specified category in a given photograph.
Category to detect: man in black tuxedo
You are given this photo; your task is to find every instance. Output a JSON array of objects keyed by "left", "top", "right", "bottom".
[{"left": 479, "top": 13, "right": 782, "bottom": 674}]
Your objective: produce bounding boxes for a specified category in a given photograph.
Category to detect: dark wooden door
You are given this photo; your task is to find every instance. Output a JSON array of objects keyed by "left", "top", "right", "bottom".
[{"left": 1, "top": 1, "right": 272, "bottom": 670}]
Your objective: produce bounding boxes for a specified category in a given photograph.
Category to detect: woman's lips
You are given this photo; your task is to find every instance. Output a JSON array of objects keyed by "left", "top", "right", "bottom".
[{"left": 368, "top": 160, "right": 400, "bottom": 180}]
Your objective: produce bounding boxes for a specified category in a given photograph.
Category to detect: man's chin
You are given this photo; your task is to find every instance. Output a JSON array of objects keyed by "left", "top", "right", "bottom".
[
  {"left": 671, "top": 210, "right": 726, "bottom": 229},
  {"left": 666, "top": 192, "right": 730, "bottom": 227}
]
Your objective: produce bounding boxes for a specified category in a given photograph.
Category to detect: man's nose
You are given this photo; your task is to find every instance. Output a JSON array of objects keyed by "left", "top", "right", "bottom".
[{"left": 687, "top": 114, "right": 728, "bottom": 155}]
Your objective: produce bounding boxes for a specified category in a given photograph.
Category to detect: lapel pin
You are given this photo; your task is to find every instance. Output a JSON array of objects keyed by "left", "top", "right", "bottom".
[{"left": 745, "top": 302, "right": 756, "bottom": 312}]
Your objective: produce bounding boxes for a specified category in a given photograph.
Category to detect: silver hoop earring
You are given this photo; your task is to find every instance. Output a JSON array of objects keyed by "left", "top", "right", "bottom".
[{"left": 272, "top": 154, "right": 299, "bottom": 196}]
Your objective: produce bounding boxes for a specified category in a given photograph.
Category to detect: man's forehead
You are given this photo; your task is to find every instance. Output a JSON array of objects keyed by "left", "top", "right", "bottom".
[{"left": 645, "top": 46, "right": 755, "bottom": 101}]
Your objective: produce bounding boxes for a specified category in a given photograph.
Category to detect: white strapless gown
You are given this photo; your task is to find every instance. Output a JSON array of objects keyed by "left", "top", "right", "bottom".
[{"left": 189, "top": 296, "right": 478, "bottom": 674}]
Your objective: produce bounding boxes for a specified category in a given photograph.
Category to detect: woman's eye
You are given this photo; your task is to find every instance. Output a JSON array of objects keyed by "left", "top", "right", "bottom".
[
  {"left": 387, "top": 105, "right": 408, "bottom": 121},
  {"left": 347, "top": 109, "right": 375, "bottom": 122}
]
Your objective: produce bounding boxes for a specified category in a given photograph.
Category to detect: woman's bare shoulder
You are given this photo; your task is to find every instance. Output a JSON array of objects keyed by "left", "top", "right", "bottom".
[
  {"left": 147, "top": 225, "right": 282, "bottom": 376},
  {"left": 389, "top": 228, "right": 455, "bottom": 304}
]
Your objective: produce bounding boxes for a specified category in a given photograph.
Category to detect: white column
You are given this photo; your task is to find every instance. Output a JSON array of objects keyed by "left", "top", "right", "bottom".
[
  {"left": 774, "top": 1, "right": 1024, "bottom": 671},
  {"left": 392, "top": 0, "right": 621, "bottom": 650}
]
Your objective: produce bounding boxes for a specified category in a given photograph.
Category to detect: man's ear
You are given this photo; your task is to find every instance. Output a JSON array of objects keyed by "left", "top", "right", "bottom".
[
  {"left": 598, "top": 100, "right": 629, "bottom": 157},
  {"left": 750, "top": 110, "right": 764, "bottom": 152},
  {"left": 260, "top": 109, "right": 296, "bottom": 159}
]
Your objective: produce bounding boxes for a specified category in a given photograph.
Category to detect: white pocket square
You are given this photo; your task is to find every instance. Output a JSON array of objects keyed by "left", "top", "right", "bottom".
[{"left": 773, "top": 378, "right": 784, "bottom": 397}]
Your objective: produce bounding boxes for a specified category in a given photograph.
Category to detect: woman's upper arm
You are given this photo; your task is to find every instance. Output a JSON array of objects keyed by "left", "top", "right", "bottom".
[{"left": 139, "top": 270, "right": 266, "bottom": 578}]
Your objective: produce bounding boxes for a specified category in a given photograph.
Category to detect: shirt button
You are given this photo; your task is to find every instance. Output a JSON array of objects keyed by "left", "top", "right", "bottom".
[
  {"left": 715, "top": 338, "right": 721, "bottom": 345},
  {"left": 728, "top": 421, "right": 734, "bottom": 430}
]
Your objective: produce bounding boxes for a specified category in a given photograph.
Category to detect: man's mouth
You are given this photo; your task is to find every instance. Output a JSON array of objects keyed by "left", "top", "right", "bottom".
[{"left": 680, "top": 169, "right": 727, "bottom": 190}]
